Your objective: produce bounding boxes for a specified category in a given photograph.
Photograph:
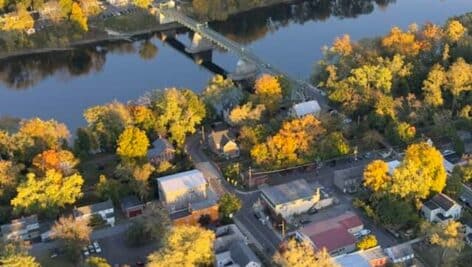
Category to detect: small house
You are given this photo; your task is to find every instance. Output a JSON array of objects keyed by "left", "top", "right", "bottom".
[
  {"left": 73, "top": 199, "right": 115, "bottom": 227},
  {"left": 333, "top": 165, "right": 364, "bottom": 194},
  {"left": 1, "top": 215, "right": 40, "bottom": 242},
  {"left": 290, "top": 100, "right": 321, "bottom": 118},
  {"left": 384, "top": 243, "right": 414, "bottom": 265},
  {"left": 147, "top": 138, "right": 175, "bottom": 165},
  {"left": 335, "top": 246, "right": 388, "bottom": 267},
  {"left": 120, "top": 195, "right": 145, "bottom": 218},
  {"left": 214, "top": 224, "right": 261, "bottom": 267},
  {"left": 208, "top": 126, "right": 240, "bottom": 159},
  {"left": 421, "top": 193, "right": 462, "bottom": 222}
]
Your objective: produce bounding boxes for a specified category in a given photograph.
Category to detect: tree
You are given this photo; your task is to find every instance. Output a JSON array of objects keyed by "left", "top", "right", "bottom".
[
  {"left": 238, "top": 124, "right": 268, "bottom": 152},
  {"left": 95, "top": 175, "right": 125, "bottom": 203},
  {"left": 446, "top": 20, "right": 466, "bottom": 42},
  {"left": 32, "top": 149, "right": 79, "bottom": 175},
  {"left": 357, "top": 235, "right": 378, "bottom": 250},
  {"left": 0, "top": 160, "right": 22, "bottom": 203},
  {"left": 74, "top": 127, "right": 99, "bottom": 157},
  {"left": 381, "top": 26, "right": 421, "bottom": 55},
  {"left": 446, "top": 58, "right": 472, "bottom": 111},
  {"left": 126, "top": 203, "right": 170, "bottom": 246},
  {"left": 86, "top": 256, "right": 111, "bottom": 267},
  {"left": 390, "top": 142, "right": 446, "bottom": 199},
  {"left": 319, "top": 132, "right": 350, "bottom": 159},
  {"left": 70, "top": 2, "right": 88, "bottom": 31},
  {"left": 254, "top": 74, "right": 283, "bottom": 113},
  {"left": 363, "top": 160, "right": 390, "bottom": 193},
  {"left": 228, "top": 102, "right": 266, "bottom": 126},
  {"left": 331, "top": 34, "right": 353, "bottom": 56},
  {"left": 395, "top": 122, "right": 416, "bottom": 143},
  {"left": 445, "top": 167, "right": 463, "bottom": 198},
  {"left": 116, "top": 127, "right": 149, "bottom": 160},
  {"left": 52, "top": 216, "right": 91, "bottom": 261},
  {"left": 150, "top": 88, "right": 206, "bottom": 146},
  {"left": 218, "top": 193, "right": 242, "bottom": 220},
  {"left": 147, "top": 225, "right": 215, "bottom": 267},
  {"left": 11, "top": 170, "right": 84, "bottom": 216},
  {"left": 130, "top": 105, "right": 156, "bottom": 133},
  {"left": 374, "top": 195, "right": 418, "bottom": 228},
  {"left": 1, "top": 4, "right": 34, "bottom": 31},
  {"left": 421, "top": 220, "right": 464, "bottom": 266},
  {"left": 133, "top": 0, "right": 151, "bottom": 8},
  {"left": 251, "top": 115, "right": 325, "bottom": 169},
  {"left": 0, "top": 241, "right": 40, "bottom": 267},
  {"left": 423, "top": 64, "right": 446, "bottom": 107},
  {"left": 59, "top": 0, "right": 73, "bottom": 18},
  {"left": 202, "top": 75, "right": 243, "bottom": 117},
  {"left": 273, "top": 239, "right": 338, "bottom": 267}
]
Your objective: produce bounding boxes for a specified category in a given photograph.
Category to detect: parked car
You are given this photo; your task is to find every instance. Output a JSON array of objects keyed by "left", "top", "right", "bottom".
[
  {"left": 88, "top": 244, "right": 95, "bottom": 253},
  {"left": 93, "top": 241, "right": 102, "bottom": 253},
  {"left": 82, "top": 247, "right": 90, "bottom": 256},
  {"left": 358, "top": 229, "right": 371, "bottom": 236}
]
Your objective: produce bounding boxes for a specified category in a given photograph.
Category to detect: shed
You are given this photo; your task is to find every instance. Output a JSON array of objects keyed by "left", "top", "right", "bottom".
[{"left": 120, "top": 195, "right": 145, "bottom": 218}]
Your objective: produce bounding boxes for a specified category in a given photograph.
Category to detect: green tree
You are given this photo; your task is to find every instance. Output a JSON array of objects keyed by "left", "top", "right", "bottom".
[
  {"left": 445, "top": 167, "right": 463, "bottom": 198},
  {"left": 147, "top": 225, "right": 215, "bottom": 267},
  {"left": 95, "top": 175, "right": 125, "bottom": 203},
  {"left": 11, "top": 170, "right": 84, "bottom": 216},
  {"left": 86, "top": 256, "right": 111, "bottom": 267},
  {"left": 319, "top": 132, "right": 350, "bottom": 159},
  {"left": 374, "top": 195, "right": 418, "bottom": 228},
  {"left": 116, "top": 127, "right": 149, "bottom": 160},
  {"left": 356, "top": 235, "right": 378, "bottom": 250},
  {"left": 52, "top": 216, "right": 91, "bottom": 261},
  {"left": 126, "top": 203, "right": 171, "bottom": 246},
  {"left": 218, "top": 193, "right": 242, "bottom": 220},
  {"left": 150, "top": 88, "right": 206, "bottom": 146}
]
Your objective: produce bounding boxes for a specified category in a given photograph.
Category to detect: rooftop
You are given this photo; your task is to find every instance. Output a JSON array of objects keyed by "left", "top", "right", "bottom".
[
  {"left": 335, "top": 246, "right": 387, "bottom": 267},
  {"left": 424, "top": 193, "right": 457, "bottom": 211},
  {"left": 120, "top": 195, "right": 143, "bottom": 210},
  {"left": 73, "top": 199, "right": 114, "bottom": 217},
  {"left": 229, "top": 240, "right": 261, "bottom": 266},
  {"left": 147, "top": 138, "right": 174, "bottom": 158},
  {"left": 1, "top": 215, "right": 39, "bottom": 234},
  {"left": 293, "top": 100, "right": 321, "bottom": 117},
  {"left": 261, "top": 179, "right": 316, "bottom": 206},
  {"left": 384, "top": 243, "right": 414, "bottom": 260},
  {"left": 333, "top": 165, "right": 364, "bottom": 181},
  {"left": 157, "top": 169, "right": 207, "bottom": 193}
]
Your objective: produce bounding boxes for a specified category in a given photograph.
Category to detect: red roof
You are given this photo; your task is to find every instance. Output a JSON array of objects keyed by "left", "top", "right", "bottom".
[
  {"left": 308, "top": 226, "right": 356, "bottom": 252},
  {"left": 339, "top": 215, "right": 363, "bottom": 230}
]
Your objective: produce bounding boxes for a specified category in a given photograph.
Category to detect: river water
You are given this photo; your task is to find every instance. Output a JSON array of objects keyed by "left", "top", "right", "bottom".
[{"left": 0, "top": 0, "right": 471, "bottom": 130}]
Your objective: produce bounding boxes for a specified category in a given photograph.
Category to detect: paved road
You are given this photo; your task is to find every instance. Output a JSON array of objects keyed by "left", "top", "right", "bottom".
[{"left": 185, "top": 134, "right": 282, "bottom": 255}]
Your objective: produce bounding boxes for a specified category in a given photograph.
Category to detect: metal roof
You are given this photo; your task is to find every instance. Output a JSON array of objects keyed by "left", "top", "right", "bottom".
[
  {"left": 293, "top": 100, "right": 321, "bottom": 117},
  {"left": 260, "top": 179, "right": 315, "bottom": 205},
  {"left": 157, "top": 169, "right": 207, "bottom": 193},
  {"left": 73, "top": 199, "right": 114, "bottom": 217}
]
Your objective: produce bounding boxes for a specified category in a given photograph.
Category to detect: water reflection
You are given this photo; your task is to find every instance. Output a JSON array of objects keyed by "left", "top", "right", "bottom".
[{"left": 0, "top": 0, "right": 396, "bottom": 90}]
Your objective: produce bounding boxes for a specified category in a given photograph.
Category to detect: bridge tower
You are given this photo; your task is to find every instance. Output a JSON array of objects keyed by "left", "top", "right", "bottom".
[{"left": 228, "top": 59, "right": 259, "bottom": 81}]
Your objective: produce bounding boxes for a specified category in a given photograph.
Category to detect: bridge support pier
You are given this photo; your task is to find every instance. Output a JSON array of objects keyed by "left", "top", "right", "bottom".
[
  {"left": 228, "top": 59, "right": 259, "bottom": 81},
  {"left": 192, "top": 50, "right": 213, "bottom": 64},
  {"left": 185, "top": 32, "right": 213, "bottom": 54},
  {"left": 159, "top": 29, "right": 177, "bottom": 41}
]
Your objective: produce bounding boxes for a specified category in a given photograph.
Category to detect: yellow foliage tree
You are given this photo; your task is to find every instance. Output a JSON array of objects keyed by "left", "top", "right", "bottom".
[
  {"left": 11, "top": 170, "right": 84, "bottom": 215},
  {"left": 390, "top": 142, "right": 446, "bottom": 199},
  {"left": 446, "top": 58, "right": 472, "bottom": 111},
  {"left": 147, "top": 225, "right": 215, "bottom": 267},
  {"left": 363, "top": 160, "right": 390, "bottom": 192},
  {"left": 381, "top": 26, "right": 421, "bottom": 55},
  {"left": 228, "top": 102, "right": 266, "bottom": 126},
  {"left": 0, "top": 241, "right": 40, "bottom": 267},
  {"left": 254, "top": 74, "right": 283, "bottom": 113},
  {"left": 421, "top": 220, "right": 464, "bottom": 265},
  {"left": 116, "top": 127, "right": 149, "bottom": 159},
  {"left": 445, "top": 20, "right": 466, "bottom": 42},
  {"left": 331, "top": 34, "right": 353, "bottom": 56},
  {"left": 32, "top": 149, "right": 79, "bottom": 175},
  {"left": 273, "top": 239, "right": 339, "bottom": 267},
  {"left": 52, "top": 216, "right": 91, "bottom": 260},
  {"left": 423, "top": 64, "right": 446, "bottom": 107},
  {"left": 251, "top": 115, "right": 325, "bottom": 169},
  {"left": 356, "top": 235, "right": 378, "bottom": 250},
  {"left": 1, "top": 4, "right": 34, "bottom": 31},
  {"left": 133, "top": 0, "right": 151, "bottom": 9},
  {"left": 70, "top": 2, "right": 88, "bottom": 31}
]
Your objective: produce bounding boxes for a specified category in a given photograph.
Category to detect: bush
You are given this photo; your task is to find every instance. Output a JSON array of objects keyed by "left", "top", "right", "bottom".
[{"left": 357, "top": 235, "right": 378, "bottom": 250}]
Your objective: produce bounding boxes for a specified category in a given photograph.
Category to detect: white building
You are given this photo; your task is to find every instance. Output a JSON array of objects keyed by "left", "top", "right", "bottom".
[
  {"left": 260, "top": 179, "right": 320, "bottom": 220},
  {"left": 214, "top": 224, "right": 261, "bottom": 267},
  {"left": 421, "top": 193, "right": 462, "bottom": 222},
  {"left": 1, "top": 215, "right": 40, "bottom": 242},
  {"left": 73, "top": 199, "right": 115, "bottom": 227},
  {"left": 290, "top": 100, "right": 321, "bottom": 118}
]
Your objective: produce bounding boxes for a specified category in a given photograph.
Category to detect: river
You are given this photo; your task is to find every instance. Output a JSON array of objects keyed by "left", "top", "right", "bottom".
[{"left": 0, "top": 0, "right": 471, "bottom": 130}]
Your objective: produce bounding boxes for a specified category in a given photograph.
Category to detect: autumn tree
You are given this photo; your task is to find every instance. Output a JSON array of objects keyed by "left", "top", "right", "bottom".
[
  {"left": 228, "top": 102, "right": 266, "bottom": 126},
  {"left": 147, "top": 225, "right": 215, "bottom": 267},
  {"left": 0, "top": 160, "right": 22, "bottom": 203},
  {"left": 95, "top": 175, "right": 126, "bottom": 203},
  {"left": 238, "top": 124, "right": 268, "bottom": 152},
  {"left": 319, "top": 132, "right": 350, "bottom": 159},
  {"left": 218, "top": 193, "right": 242, "bottom": 221},
  {"left": 421, "top": 220, "right": 464, "bottom": 266},
  {"left": 32, "top": 149, "right": 79, "bottom": 175},
  {"left": 70, "top": 2, "right": 88, "bottom": 31},
  {"left": 126, "top": 202, "right": 170, "bottom": 246},
  {"left": 116, "top": 127, "right": 149, "bottom": 160},
  {"left": 273, "top": 239, "right": 338, "bottom": 267},
  {"left": 202, "top": 75, "right": 244, "bottom": 117},
  {"left": 254, "top": 74, "right": 283, "bottom": 113},
  {"left": 0, "top": 240, "right": 40, "bottom": 267},
  {"left": 395, "top": 121, "right": 416, "bottom": 143},
  {"left": 331, "top": 34, "right": 353, "bottom": 56},
  {"left": 150, "top": 88, "right": 206, "bottom": 146},
  {"left": 390, "top": 142, "right": 446, "bottom": 199},
  {"left": 1, "top": 4, "right": 34, "bottom": 31},
  {"left": 445, "top": 20, "right": 466, "bottom": 42},
  {"left": 86, "top": 256, "right": 111, "bottom": 267},
  {"left": 11, "top": 170, "right": 84, "bottom": 216},
  {"left": 114, "top": 162, "right": 154, "bottom": 200},
  {"left": 52, "top": 216, "right": 91, "bottom": 260},
  {"left": 133, "top": 0, "right": 151, "bottom": 8},
  {"left": 251, "top": 115, "right": 325, "bottom": 169},
  {"left": 59, "top": 0, "right": 73, "bottom": 18},
  {"left": 423, "top": 64, "right": 446, "bottom": 107},
  {"left": 444, "top": 166, "right": 463, "bottom": 198},
  {"left": 357, "top": 235, "right": 378, "bottom": 250},
  {"left": 363, "top": 160, "right": 390, "bottom": 192},
  {"left": 445, "top": 58, "right": 472, "bottom": 111},
  {"left": 381, "top": 26, "right": 421, "bottom": 55}
]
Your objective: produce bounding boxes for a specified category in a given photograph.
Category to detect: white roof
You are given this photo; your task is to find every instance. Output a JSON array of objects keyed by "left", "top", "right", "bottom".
[
  {"left": 293, "top": 100, "right": 321, "bottom": 117},
  {"left": 387, "top": 160, "right": 401, "bottom": 175},
  {"left": 157, "top": 169, "right": 206, "bottom": 193},
  {"left": 443, "top": 159, "right": 454, "bottom": 173}
]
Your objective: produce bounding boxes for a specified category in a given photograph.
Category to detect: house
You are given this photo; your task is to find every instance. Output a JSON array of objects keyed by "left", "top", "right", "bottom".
[
  {"left": 334, "top": 165, "right": 364, "bottom": 193},
  {"left": 208, "top": 125, "right": 240, "bottom": 159},
  {"left": 296, "top": 212, "right": 364, "bottom": 256},
  {"left": 335, "top": 246, "right": 388, "bottom": 267},
  {"left": 260, "top": 179, "right": 321, "bottom": 220},
  {"left": 1, "top": 215, "right": 40, "bottom": 242},
  {"left": 147, "top": 138, "right": 175, "bottom": 165},
  {"left": 120, "top": 195, "right": 145, "bottom": 218},
  {"left": 384, "top": 243, "right": 414, "bottom": 264},
  {"left": 73, "top": 199, "right": 115, "bottom": 227},
  {"left": 291, "top": 100, "right": 321, "bottom": 117},
  {"left": 214, "top": 224, "right": 261, "bottom": 267},
  {"left": 157, "top": 169, "right": 219, "bottom": 225},
  {"left": 421, "top": 193, "right": 462, "bottom": 222}
]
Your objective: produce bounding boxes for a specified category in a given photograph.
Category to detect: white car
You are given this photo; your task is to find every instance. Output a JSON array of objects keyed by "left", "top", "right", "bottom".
[
  {"left": 358, "top": 229, "right": 371, "bottom": 236},
  {"left": 93, "top": 241, "right": 102, "bottom": 253},
  {"left": 82, "top": 247, "right": 90, "bottom": 256}
]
